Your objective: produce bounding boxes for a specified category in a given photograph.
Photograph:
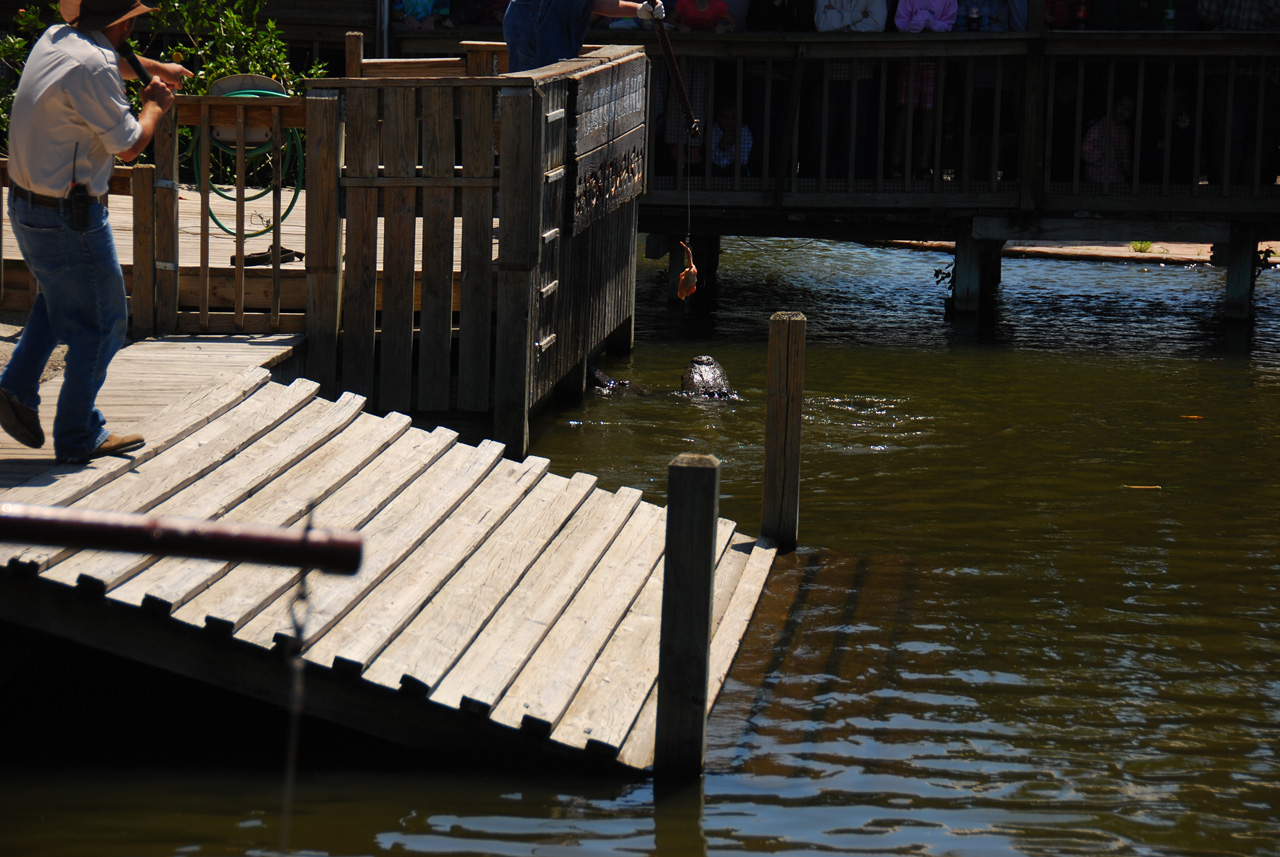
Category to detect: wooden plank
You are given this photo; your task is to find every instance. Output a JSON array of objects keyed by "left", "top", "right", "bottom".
[
  {"left": 0, "top": 367, "right": 271, "bottom": 521},
  {"left": 489, "top": 500, "right": 665, "bottom": 736},
  {"left": 154, "top": 111, "right": 179, "bottom": 335},
  {"left": 304, "top": 92, "right": 342, "bottom": 399},
  {"left": 175, "top": 426, "right": 458, "bottom": 634},
  {"left": 570, "top": 56, "right": 647, "bottom": 156},
  {"left": 428, "top": 485, "right": 644, "bottom": 714},
  {"left": 234, "top": 106, "right": 247, "bottom": 329},
  {"left": 617, "top": 536, "right": 776, "bottom": 770},
  {"left": 198, "top": 103, "right": 212, "bottom": 328},
  {"left": 304, "top": 454, "right": 551, "bottom": 672},
  {"left": 97, "top": 393, "right": 370, "bottom": 605},
  {"left": 35, "top": 384, "right": 339, "bottom": 592},
  {"left": 549, "top": 519, "right": 736, "bottom": 754},
  {"left": 359, "top": 58, "right": 466, "bottom": 78},
  {"left": 378, "top": 86, "right": 418, "bottom": 414},
  {"left": 111, "top": 412, "right": 412, "bottom": 615},
  {"left": 236, "top": 439, "right": 506, "bottom": 650},
  {"left": 417, "top": 86, "right": 456, "bottom": 411},
  {"left": 493, "top": 86, "right": 542, "bottom": 456},
  {"left": 175, "top": 99, "right": 307, "bottom": 128},
  {"left": 457, "top": 83, "right": 496, "bottom": 412},
  {"left": 7, "top": 379, "right": 317, "bottom": 576},
  {"left": 362, "top": 471, "right": 597, "bottom": 693},
  {"left": 129, "top": 164, "right": 155, "bottom": 338},
  {"left": 340, "top": 90, "right": 381, "bottom": 400}
]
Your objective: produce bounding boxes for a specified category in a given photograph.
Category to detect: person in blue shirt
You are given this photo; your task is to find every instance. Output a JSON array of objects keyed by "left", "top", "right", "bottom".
[{"left": 505, "top": 0, "right": 665, "bottom": 72}]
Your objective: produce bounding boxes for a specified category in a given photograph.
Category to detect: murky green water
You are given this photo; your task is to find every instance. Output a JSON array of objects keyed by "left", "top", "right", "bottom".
[{"left": 3, "top": 241, "right": 1278, "bottom": 855}]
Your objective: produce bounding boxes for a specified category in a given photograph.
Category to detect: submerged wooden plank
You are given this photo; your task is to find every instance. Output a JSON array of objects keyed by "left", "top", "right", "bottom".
[
  {"left": 548, "top": 519, "right": 736, "bottom": 754},
  {"left": 428, "top": 485, "right": 644, "bottom": 715},
  {"left": 305, "top": 454, "right": 551, "bottom": 673},
  {"left": 489, "top": 500, "right": 665, "bottom": 736},
  {"left": 236, "top": 439, "right": 506, "bottom": 651},
  {"left": 362, "top": 471, "right": 598, "bottom": 694},
  {"left": 176, "top": 426, "right": 457, "bottom": 634},
  {"left": 44, "top": 393, "right": 364, "bottom": 594},
  {"left": 7, "top": 379, "right": 318, "bottom": 576},
  {"left": 617, "top": 537, "right": 778, "bottom": 770}
]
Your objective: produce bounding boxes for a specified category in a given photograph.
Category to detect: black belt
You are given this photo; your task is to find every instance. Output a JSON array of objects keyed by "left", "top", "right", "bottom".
[{"left": 9, "top": 183, "right": 107, "bottom": 208}]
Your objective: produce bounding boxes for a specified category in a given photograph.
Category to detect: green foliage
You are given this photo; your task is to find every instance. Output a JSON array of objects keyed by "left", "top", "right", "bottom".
[
  {"left": 145, "top": 0, "right": 327, "bottom": 96},
  {"left": 1130, "top": 240, "right": 1154, "bottom": 253},
  {"left": 0, "top": 4, "right": 58, "bottom": 156}
]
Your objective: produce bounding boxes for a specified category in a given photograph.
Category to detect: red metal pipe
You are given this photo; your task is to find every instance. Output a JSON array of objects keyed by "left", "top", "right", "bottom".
[{"left": 0, "top": 503, "right": 362, "bottom": 575}]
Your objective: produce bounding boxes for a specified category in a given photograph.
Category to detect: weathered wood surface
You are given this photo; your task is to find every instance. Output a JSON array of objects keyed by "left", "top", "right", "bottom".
[{"left": 0, "top": 338, "right": 777, "bottom": 771}]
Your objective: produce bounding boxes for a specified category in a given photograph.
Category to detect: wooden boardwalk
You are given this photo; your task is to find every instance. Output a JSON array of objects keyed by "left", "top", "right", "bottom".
[{"left": 0, "top": 338, "right": 776, "bottom": 772}]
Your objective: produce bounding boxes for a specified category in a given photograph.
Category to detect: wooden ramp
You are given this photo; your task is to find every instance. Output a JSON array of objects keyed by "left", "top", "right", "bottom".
[{"left": 0, "top": 339, "right": 776, "bottom": 773}]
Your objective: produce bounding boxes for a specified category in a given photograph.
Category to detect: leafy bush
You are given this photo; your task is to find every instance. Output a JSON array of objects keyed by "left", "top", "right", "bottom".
[
  {"left": 0, "top": 4, "right": 57, "bottom": 157},
  {"left": 145, "top": 0, "right": 326, "bottom": 96}
]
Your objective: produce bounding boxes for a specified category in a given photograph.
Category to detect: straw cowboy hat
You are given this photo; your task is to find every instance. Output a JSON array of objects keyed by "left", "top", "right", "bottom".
[{"left": 61, "top": 0, "right": 156, "bottom": 30}]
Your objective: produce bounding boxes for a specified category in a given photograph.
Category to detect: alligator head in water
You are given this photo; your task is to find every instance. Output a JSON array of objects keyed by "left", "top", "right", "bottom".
[{"left": 680, "top": 355, "right": 737, "bottom": 399}]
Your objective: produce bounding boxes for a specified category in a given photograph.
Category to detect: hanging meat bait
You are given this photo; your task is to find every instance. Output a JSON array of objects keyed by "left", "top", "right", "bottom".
[{"left": 678, "top": 240, "right": 698, "bottom": 300}]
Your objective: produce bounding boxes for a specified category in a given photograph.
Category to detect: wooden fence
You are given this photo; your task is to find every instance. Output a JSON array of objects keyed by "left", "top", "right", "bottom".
[{"left": 124, "top": 41, "right": 648, "bottom": 457}]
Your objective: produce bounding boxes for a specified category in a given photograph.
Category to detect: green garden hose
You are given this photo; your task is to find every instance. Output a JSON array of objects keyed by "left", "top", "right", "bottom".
[{"left": 186, "top": 89, "right": 304, "bottom": 239}]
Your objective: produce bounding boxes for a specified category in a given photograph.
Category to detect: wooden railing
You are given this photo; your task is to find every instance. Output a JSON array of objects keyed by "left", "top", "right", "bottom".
[{"left": 555, "top": 31, "right": 1280, "bottom": 236}]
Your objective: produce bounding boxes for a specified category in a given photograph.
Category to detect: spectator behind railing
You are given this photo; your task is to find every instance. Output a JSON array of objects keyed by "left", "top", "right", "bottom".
[
  {"left": 1196, "top": 0, "right": 1280, "bottom": 29},
  {"left": 711, "top": 104, "right": 754, "bottom": 175},
  {"left": 673, "top": 0, "right": 743, "bottom": 31},
  {"left": 815, "top": 0, "right": 887, "bottom": 30},
  {"left": 1082, "top": 94, "right": 1134, "bottom": 182},
  {"left": 891, "top": 0, "right": 956, "bottom": 179},
  {"left": 392, "top": 0, "right": 455, "bottom": 29},
  {"left": 1196, "top": 0, "right": 1279, "bottom": 186},
  {"left": 808, "top": 1, "right": 885, "bottom": 182}
]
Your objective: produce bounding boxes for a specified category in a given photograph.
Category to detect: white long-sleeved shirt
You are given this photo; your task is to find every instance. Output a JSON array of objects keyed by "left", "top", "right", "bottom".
[
  {"left": 8, "top": 25, "right": 141, "bottom": 197},
  {"left": 814, "top": 0, "right": 887, "bottom": 31}
]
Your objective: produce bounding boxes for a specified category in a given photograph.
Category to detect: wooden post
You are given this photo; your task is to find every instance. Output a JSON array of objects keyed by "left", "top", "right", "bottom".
[
  {"left": 952, "top": 231, "right": 982, "bottom": 314},
  {"left": 153, "top": 109, "right": 179, "bottom": 335},
  {"left": 129, "top": 164, "right": 155, "bottom": 339},
  {"left": 304, "top": 92, "right": 342, "bottom": 399},
  {"left": 656, "top": 452, "right": 719, "bottom": 778},
  {"left": 495, "top": 84, "right": 544, "bottom": 458},
  {"left": 1224, "top": 220, "right": 1258, "bottom": 319},
  {"left": 761, "top": 312, "right": 804, "bottom": 551},
  {"left": 345, "top": 31, "right": 364, "bottom": 78}
]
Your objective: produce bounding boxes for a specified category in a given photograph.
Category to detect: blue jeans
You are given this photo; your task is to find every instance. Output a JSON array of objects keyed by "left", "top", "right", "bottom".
[
  {"left": 2, "top": 194, "right": 126, "bottom": 461},
  {"left": 504, "top": 0, "right": 542, "bottom": 73}
]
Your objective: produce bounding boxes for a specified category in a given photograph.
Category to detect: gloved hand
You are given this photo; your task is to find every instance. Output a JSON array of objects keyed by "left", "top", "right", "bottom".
[{"left": 638, "top": 0, "right": 666, "bottom": 20}]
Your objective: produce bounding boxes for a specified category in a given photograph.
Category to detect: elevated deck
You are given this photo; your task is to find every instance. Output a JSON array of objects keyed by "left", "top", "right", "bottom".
[{"left": 0, "top": 338, "right": 776, "bottom": 772}]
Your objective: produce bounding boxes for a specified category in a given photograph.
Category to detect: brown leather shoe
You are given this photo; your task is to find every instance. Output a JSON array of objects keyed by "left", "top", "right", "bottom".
[
  {"left": 0, "top": 388, "right": 44, "bottom": 448},
  {"left": 61, "top": 432, "right": 145, "bottom": 465}
]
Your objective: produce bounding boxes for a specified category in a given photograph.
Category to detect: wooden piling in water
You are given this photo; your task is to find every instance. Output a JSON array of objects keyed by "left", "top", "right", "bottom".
[
  {"left": 761, "top": 311, "right": 805, "bottom": 552},
  {"left": 656, "top": 453, "right": 719, "bottom": 777}
]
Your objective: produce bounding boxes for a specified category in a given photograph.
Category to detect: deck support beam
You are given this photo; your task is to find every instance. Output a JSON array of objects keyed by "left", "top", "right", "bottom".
[
  {"left": 952, "top": 231, "right": 1004, "bottom": 316},
  {"left": 1224, "top": 221, "right": 1259, "bottom": 320}
]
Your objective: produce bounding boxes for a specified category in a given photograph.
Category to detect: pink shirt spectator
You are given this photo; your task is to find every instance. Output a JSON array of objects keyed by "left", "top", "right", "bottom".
[{"left": 675, "top": 0, "right": 734, "bottom": 29}]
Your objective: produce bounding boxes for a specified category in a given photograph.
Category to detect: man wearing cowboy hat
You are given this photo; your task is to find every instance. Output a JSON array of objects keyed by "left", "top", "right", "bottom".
[{"left": 0, "top": 0, "right": 191, "bottom": 464}]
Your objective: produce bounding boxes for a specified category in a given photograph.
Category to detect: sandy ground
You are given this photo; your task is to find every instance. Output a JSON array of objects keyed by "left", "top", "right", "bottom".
[{"left": 0, "top": 309, "right": 67, "bottom": 385}]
